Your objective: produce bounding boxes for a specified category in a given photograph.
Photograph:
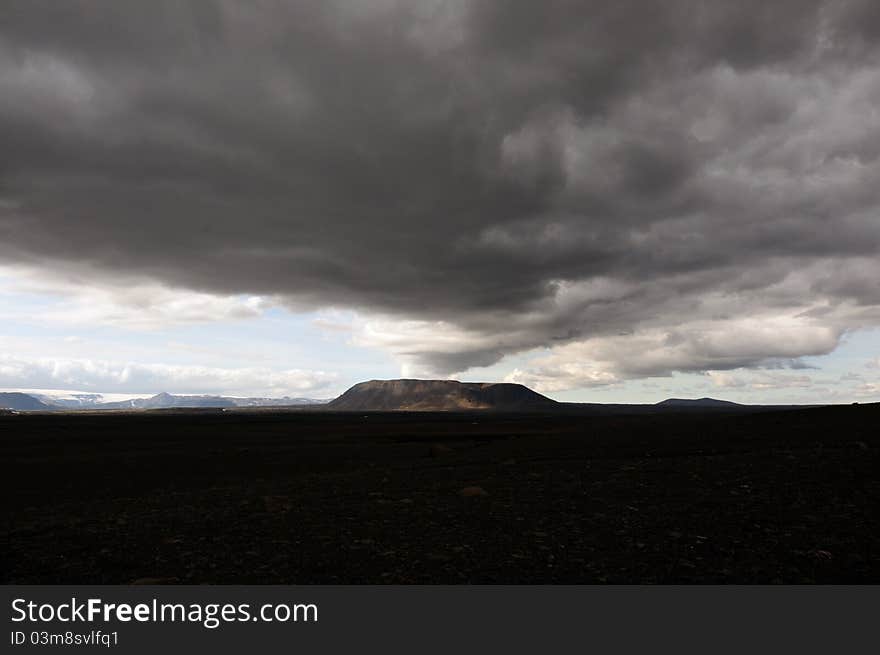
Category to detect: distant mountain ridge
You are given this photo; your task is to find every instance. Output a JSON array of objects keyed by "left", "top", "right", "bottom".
[
  {"left": 0, "top": 386, "right": 796, "bottom": 414},
  {"left": 326, "top": 379, "right": 558, "bottom": 411},
  {"left": 0, "top": 392, "right": 54, "bottom": 411},
  {"left": 99, "top": 393, "right": 329, "bottom": 410},
  {"left": 4, "top": 392, "right": 329, "bottom": 411},
  {"left": 35, "top": 393, "right": 106, "bottom": 409}
]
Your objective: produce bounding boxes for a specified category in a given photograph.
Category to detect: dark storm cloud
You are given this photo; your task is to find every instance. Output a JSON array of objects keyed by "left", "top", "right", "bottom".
[{"left": 2, "top": 1, "right": 880, "bottom": 381}]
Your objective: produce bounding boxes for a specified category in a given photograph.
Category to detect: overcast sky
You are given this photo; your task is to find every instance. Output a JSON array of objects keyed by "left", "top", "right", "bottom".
[{"left": 2, "top": 1, "right": 880, "bottom": 402}]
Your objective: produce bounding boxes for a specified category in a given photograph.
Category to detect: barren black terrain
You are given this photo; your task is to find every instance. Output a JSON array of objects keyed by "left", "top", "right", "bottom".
[{"left": 3, "top": 404, "right": 878, "bottom": 584}]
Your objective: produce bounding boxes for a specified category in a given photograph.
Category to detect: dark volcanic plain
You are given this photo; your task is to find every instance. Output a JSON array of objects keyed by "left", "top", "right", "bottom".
[{"left": 3, "top": 404, "right": 878, "bottom": 584}]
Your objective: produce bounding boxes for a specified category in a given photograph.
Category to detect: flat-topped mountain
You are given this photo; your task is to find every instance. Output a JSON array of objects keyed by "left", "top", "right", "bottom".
[{"left": 326, "top": 379, "right": 558, "bottom": 411}]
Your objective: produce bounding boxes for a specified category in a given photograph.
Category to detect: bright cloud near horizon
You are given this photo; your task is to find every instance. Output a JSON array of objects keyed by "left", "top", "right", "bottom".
[{"left": 2, "top": 1, "right": 880, "bottom": 403}]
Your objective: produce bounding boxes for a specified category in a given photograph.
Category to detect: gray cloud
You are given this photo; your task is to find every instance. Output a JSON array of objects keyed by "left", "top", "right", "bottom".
[{"left": 2, "top": 1, "right": 880, "bottom": 383}]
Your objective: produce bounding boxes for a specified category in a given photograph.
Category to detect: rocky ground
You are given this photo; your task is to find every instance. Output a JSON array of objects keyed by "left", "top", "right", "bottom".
[{"left": 3, "top": 404, "right": 878, "bottom": 583}]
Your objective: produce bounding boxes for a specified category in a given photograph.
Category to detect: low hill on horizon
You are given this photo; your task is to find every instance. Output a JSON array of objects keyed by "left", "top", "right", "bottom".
[
  {"left": 326, "top": 379, "right": 558, "bottom": 411},
  {"left": 655, "top": 397, "right": 743, "bottom": 408}
]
